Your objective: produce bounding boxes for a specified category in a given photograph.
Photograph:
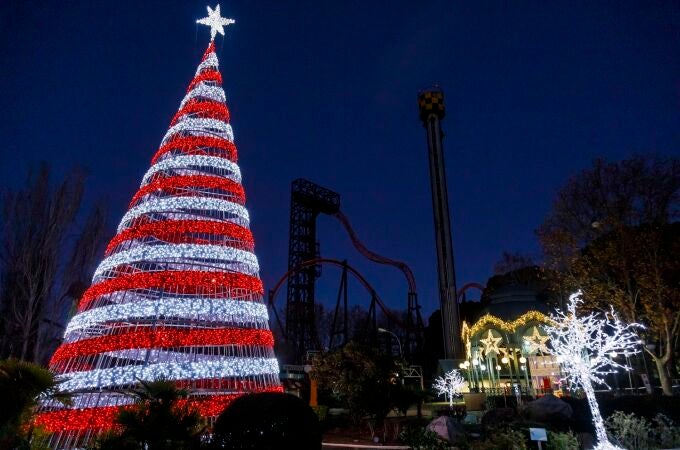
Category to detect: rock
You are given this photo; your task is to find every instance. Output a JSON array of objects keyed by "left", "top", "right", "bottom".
[
  {"left": 523, "top": 394, "right": 573, "bottom": 423},
  {"left": 426, "top": 416, "right": 466, "bottom": 444}
]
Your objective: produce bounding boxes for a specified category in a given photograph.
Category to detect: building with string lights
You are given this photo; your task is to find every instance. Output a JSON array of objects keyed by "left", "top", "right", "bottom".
[{"left": 459, "top": 267, "right": 562, "bottom": 395}]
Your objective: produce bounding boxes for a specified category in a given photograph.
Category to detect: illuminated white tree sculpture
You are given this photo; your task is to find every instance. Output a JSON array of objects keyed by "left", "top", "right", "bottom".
[
  {"left": 433, "top": 369, "right": 466, "bottom": 408},
  {"left": 545, "top": 291, "right": 642, "bottom": 450}
]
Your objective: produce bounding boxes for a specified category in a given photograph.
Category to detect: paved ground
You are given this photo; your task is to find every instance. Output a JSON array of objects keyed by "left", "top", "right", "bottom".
[{"left": 322, "top": 443, "right": 409, "bottom": 449}]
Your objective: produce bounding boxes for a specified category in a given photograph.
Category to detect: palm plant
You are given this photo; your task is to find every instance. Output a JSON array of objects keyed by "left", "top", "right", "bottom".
[
  {"left": 96, "top": 379, "right": 205, "bottom": 450},
  {"left": 0, "top": 358, "right": 69, "bottom": 449}
]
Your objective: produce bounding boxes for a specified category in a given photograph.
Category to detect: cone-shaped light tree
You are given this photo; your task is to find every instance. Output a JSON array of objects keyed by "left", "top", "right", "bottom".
[
  {"left": 34, "top": 6, "right": 280, "bottom": 448},
  {"left": 545, "top": 291, "right": 642, "bottom": 450}
]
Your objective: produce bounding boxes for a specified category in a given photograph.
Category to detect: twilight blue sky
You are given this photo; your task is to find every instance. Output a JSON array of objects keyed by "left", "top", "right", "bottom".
[{"left": 1, "top": 1, "right": 678, "bottom": 318}]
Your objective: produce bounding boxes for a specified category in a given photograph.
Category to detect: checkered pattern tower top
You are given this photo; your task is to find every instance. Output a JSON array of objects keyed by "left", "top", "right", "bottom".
[
  {"left": 418, "top": 88, "right": 445, "bottom": 121},
  {"left": 35, "top": 41, "right": 281, "bottom": 448}
]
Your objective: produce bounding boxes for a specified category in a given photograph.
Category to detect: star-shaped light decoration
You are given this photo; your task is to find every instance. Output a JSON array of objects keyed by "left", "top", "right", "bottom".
[
  {"left": 197, "top": 4, "right": 235, "bottom": 41},
  {"left": 480, "top": 329, "right": 503, "bottom": 356},
  {"left": 523, "top": 326, "right": 550, "bottom": 354}
]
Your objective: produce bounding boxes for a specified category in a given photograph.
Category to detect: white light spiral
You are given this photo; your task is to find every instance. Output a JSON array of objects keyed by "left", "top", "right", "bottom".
[
  {"left": 58, "top": 357, "right": 280, "bottom": 391},
  {"left": 162, "top": 117, "right": 233, "bottom": 144},
  {"left": 117, "top": 196, "right": 250, "bottom": 232},
  {"left": 196, "top": 53, "right": 219, "bottom": 74},
  {"left": 180, "top": 83, "right": 226, "bottom": 108},
  {"left": 142, "top": 155, "right": 241, "bottom": 186},
  {"left": 65, "top": 298, "right": 268, "bottom": 337},
  {"left": 94, "top": 244, "right": 259, "bottom": 279}
]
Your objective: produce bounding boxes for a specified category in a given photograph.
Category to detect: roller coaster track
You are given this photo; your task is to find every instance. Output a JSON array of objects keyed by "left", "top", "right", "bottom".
[
  {"left": 282, "top": 179, "right": 423, "bottom": 361},
  {"left": 332, "top": 211, "right": 417, "bottom": 294},
  {"left": 268, "top": 258, "right": 414, "bottom": 334}
]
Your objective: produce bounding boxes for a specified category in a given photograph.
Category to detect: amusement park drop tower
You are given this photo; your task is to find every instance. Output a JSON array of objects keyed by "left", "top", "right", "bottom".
[{"left": 418, "top": 88, "right": 463, "bottom": 359}]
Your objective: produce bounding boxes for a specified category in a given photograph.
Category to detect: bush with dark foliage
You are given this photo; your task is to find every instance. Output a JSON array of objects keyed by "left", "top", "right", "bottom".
[{"left": 211, "top": 392, "right": 321, "bottom": 450}]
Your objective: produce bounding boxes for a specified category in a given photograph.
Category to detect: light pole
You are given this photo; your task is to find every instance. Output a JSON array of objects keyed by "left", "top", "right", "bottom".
[
  {"left": 519, "top": 355, "right": 530, "bottom": 394},
  {"left": 378, "top": 327, "right": 403, "bottom": 359},
  {"left": 624, "top": 352, "right": 634, "bottom": 394},
  {"left": 641, "top": 341, "right": 653, "bottom": 393}
]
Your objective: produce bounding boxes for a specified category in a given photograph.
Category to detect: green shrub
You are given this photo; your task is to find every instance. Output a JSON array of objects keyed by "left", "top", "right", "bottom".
[
  {"left": 598, "top": 394, "right": 680, "bottom": 423},
  {"left": 546, "top": 431, "right": 578, "bottom": 450},
  {"left": 604, "top": 410, "right": 680, "bottom": 450},
  {"left": 471, "top": 428, "right": 527, "bottom": 450},
  {"left": 605, "top": 410, "right": 653, "bottom": 450},
  {"left": 398, "top": 426, "right": 449, "bottom": 450},
  {"left": 653, "top": 413, "right": 680, "bottom": 449}
]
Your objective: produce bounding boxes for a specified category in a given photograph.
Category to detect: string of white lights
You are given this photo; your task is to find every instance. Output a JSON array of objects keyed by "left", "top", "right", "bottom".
[
  {"left": 179, "top": 84, "right": 226, "bottom": 109},
  {"left": 58, "top": 357, "right": 280, "bottom": 391},
  {"left": 41, "top": 392, "right": 135, "bottom": 410},
  {"left": 88, "top": 287, "right": 263, "bottom": 316},
  {"left": 195, "top": 52, "right": 219, "bottom": 74},
  {"left": 94, "top": 243, "right": 259, "bottom": 279},
  {"left": 142, "top": 155, "right": 241, "bottom": 186},
  {"left": 64, "top": 297, "right": 268, "bottom": 337},
  {"left": 117, "top": 196, "right": 250, "bottom": 232},
  {"left": 162, "top": 117, "right": 233, "bottom": 144},
  {"left": 82, "top": 347, "right": 273, "bottom": 365}
]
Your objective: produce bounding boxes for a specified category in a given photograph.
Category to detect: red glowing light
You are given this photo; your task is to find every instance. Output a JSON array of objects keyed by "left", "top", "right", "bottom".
[
  {"left": 78, "top": 270, "right": 263, "bottom": 312},
  {"left": 171, "top": 99, "right": 230, "bottom": 126},
  {"left": 105, "top": 219, "right": 254, "bottom": 255},
  {"left": 186, "top": 69, "right": 223, "bottom": 93},
  {"left": 129, "top": 174, "right": 245, "bottom": 207},
  {"left": 51, "top": 327, "right": 274, "bottom": 366},
  {"left": 34, "top": 386, "right": 283, "bottom": 433}
]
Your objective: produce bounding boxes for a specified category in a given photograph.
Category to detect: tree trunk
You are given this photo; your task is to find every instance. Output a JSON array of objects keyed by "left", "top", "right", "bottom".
[
  {"left": 20, "top": 324, "right": 31, "bottom": 361},
  {"left": 653, "top": 357, "right": 673, "bottom": 396},
  {"left": 581, "top": 371, "right": 617, "bottom": 449}
]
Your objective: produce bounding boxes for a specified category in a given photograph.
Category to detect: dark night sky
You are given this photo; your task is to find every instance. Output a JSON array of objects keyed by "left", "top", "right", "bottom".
[{"left": 1, "top": 1, "right": 678, "bottom": 319}]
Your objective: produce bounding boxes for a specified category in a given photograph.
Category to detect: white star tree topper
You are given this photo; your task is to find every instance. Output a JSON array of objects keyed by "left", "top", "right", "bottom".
[{"left": 197, "top": 4, "right": 235, "bottom": 41}]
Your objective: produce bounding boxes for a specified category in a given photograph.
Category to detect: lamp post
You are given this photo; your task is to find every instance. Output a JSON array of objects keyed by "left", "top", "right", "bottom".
[
  {"left": 459, "top": 362, "right": 470, "bottom": 390},
  {"left": 519, "top": 355, "right": 530, "bottom": 394},
  {"left": 641, "top": 342, "right": 653, "bottom": 393},
  {"left": 624, "top": 352, "right": 634, "bottom": 394},
  {"left": 502, "top": 354, "right": 513, "bottom": 397},
  {"left": 472, "top": 357, "right": 482, "bottom": 391},
  {"left": 378, "top": 327, "right": 403, "bottom": 359},
  {"left": 611, "top": 351, "right": 634, "bottom": 393},
  {"left": 464, "top": 360, "right": 472, "bottom": 389}
]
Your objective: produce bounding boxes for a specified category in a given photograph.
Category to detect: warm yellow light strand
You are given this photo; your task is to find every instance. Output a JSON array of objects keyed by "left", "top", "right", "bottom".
[{"left": 461, "top": 310, "right": 554, "bottom": 341}]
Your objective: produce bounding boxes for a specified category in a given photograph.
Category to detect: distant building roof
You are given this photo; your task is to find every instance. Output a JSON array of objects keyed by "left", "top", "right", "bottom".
[{"left": 478, "top": 285, "right": 551, "bottom": 322}]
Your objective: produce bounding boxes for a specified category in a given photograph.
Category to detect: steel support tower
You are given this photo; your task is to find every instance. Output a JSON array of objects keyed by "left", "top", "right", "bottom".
[
  {"left": 286, "top": 179, "right": 341, "bottom": 362},
  {"left": 418, "top": 88, "right": 462, "bottom": 359}
]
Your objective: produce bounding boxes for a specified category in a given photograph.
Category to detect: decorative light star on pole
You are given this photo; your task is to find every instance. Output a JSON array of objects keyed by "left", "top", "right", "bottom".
[
  {"left": 523, "top": 326, "right": 550, "bottom": 355},
  {"left": 480, "top": 329, "right": 503, "bottom": 356},
  {"left": 197, "top": 4, "right": 235, "bottom": 41}
]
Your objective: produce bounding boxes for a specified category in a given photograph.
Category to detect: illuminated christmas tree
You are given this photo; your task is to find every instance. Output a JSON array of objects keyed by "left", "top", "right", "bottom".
[{"left": 35, "top": 6, "right": 280, "bottom": 447}]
